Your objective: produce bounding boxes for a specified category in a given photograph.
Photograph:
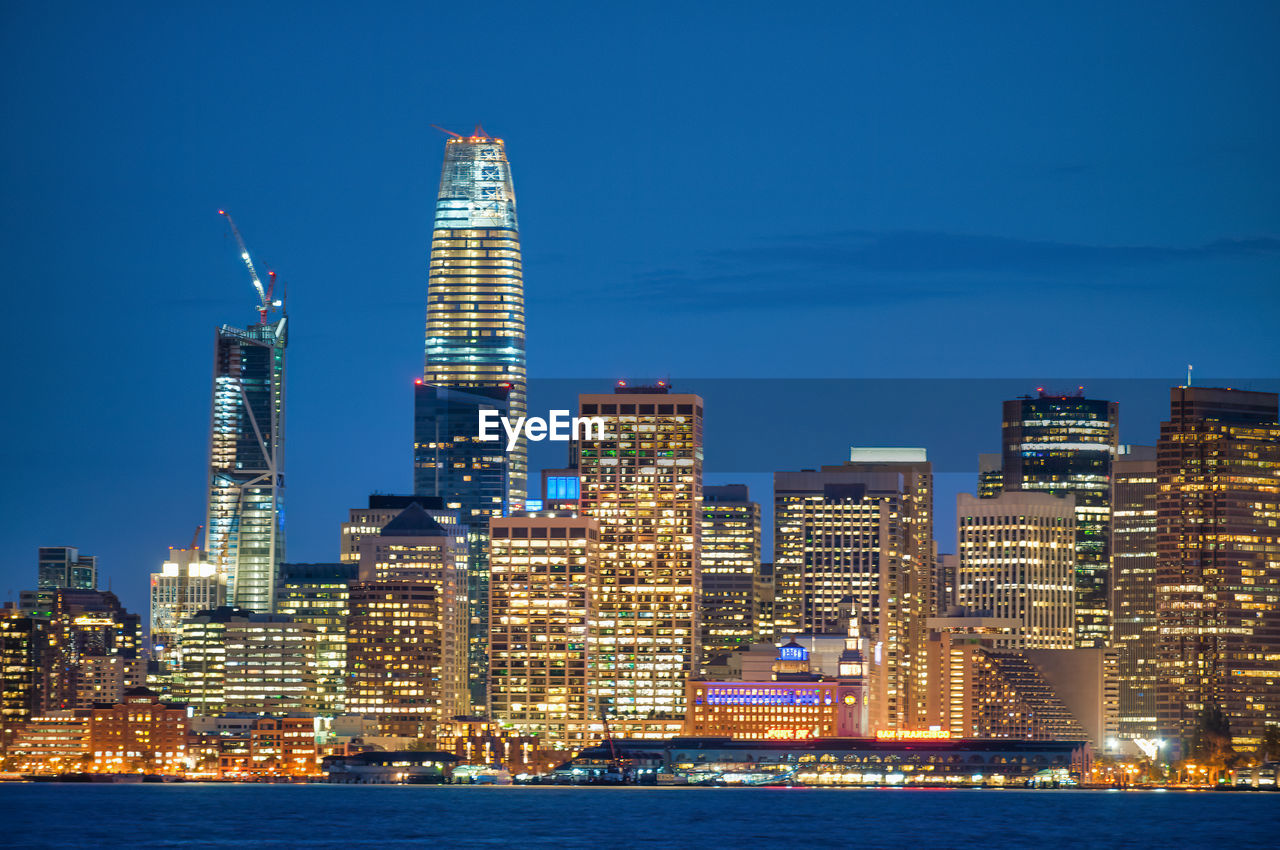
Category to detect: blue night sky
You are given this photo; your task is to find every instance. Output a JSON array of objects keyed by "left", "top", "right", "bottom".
[{"left": 2, "top": 1, "right": 1277, "bottom": 615}]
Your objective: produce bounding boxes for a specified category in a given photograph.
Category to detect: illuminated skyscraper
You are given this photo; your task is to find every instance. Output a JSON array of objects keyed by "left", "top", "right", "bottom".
[
  {"left": 773, "top": 449, "right": 934, "bottom": 733},
  {"left": 489, "top": 514, "right": 599, "bottom": 751},
  {"left": 956, "top": 492, "right": 1077, "bottom": 650},
  {"left": 206, "top": 314, "right": 287, "bottom": 613},
  {"left": 421, "top": 127, "right": 526, "bottom": 507},
  {"left": 1110, "top": 446, "right": 1159, "bottom": 741},
  {"left": 700, "top": 485, "right": 760, "bottom": 667},
  {"left": 275, "top": 562, "right": 358, "bottom": 715},
  {"left": 37, "top": 547, "right": 97, "bottom": 591},
  {"left": 149, "top": 547, "right": 225, "bottom": 670},
  {"left": 1156, "top": 387, "right": 1280, "bottom": 749},
  {"left": 577, "top": 384, "right": 702, "bottom": 720},
  {"left": 1001, "top": 392, "right": 1118, "bottom": 648}
]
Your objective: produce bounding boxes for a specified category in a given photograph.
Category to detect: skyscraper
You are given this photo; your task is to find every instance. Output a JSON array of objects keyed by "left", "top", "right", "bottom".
[
  {"left": 577, "top": 384, "right": 702, "bottom": 721},
  {"left": 1110, "top": 446, "right": 1159, "bottom": 741},
  {"left": 421, "top": 127, "right": 526, "bottom": 507},
  {"left": 488, "top": 514, "right": 599, "bottom": 751},
  {"left": 699, "top": 484, "right": 760, "bottom": 667},
  {"left": 275, "top": 562, "right": 359, "bottom": 715},
  {"left": 1155, "top": 387, "right": 1280, "bottom": 749},
  {"left": 206, "top": 313, "right": 286, "bottom": 613},
  {"left": 37, "top": 547, "right": 97, "bottom": 591},
  {"left": 955, "top": 492, "right": 1077, "bottom": 650},
  {"left": 149, "top": 547, "right": 225, "bottom": 670},
  {"left": 1001, "top": 391, "right": 1118, "bottom": 648}
]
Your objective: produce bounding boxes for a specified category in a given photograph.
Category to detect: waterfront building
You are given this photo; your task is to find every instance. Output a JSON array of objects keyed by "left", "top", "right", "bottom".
[
  {"left": 1000, "top": 391, "right": 1118, "bottom": 648},
  {"left": 422, "top": 127, "right": 526, "bottom": 507},
  {"left": 488, "top": 514, "right": 599, "bottom": 751},
  {"left": 956, "top": 492, "right": 1076, "bottom": 649},
  {"left": 1110, "top": 446, "right": 1159, "bottom": 741},
  {"left": 150, "top": 546, "right": 225, "bottom": 669},
  {"left": 700, "top": 484, "right": 760, "bottom": 666},
  {"left": 435, "top": 716, "right": 543, "bottom": 774},
  {"left": 37, "top": 546, "right": 97, "bottom": 590},
  {"left": 773, "top": 449, "right": 934, "bottom": 732},
  {"left": 275, "top": 562, "right": 358, "bottom": 715},
  {"left": 555, "top": 736, "right": 1084, "bottom": 787},
  {"left": 576, "top": 384, "right": 703, "bottom": 720},
  {"left": 7, "top": 711, "right": 91, "bottom": 774},
  {"left": 174, "top": 606, "right": 317, "bottom": 715},
  {"left": 322, "top": 750, "right": 458, "bottom": 784},
  {"left": 88, "top": 687, "right": 188, "bottom": 775},
  {"left": 206, "top": 307, "right": 287, "bottom": 612},
  {"left": 1155, "top": 386, "right": 1280, "bottom": 749}
]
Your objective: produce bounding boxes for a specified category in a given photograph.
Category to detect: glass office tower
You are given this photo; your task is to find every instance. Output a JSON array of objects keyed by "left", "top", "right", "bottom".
[
  {"left": 422, "top": 128, "right": 526, "bottom": 508},
  {"left": 206, "top": 316, "right": 287, "bottom": 613},
  {"left": 1001, "top": 392, "right": 1118, "bottom": 648}
]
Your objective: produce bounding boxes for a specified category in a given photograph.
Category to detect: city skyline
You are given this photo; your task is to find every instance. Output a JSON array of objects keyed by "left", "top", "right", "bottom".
[{"left": 3, "top": 3, "right": 1278, "bottom": 608}]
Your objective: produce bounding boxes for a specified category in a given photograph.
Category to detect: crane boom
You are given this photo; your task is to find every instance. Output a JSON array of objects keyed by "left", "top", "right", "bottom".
[{"left": 219, "top": 209, "right": 271, "bottom": 322}]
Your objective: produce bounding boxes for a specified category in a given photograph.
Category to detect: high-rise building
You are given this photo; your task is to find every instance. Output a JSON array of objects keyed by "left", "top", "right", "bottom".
[
  {"left": 346, "top": 503, "right": 470, "bottom": 741},
  {"left": 1155, "top": 386, "right": 1280, "bottom": 750},
  {"left": 1001, "top": 392, "right": 1118, "bottom": 648},
  {"left": 977, "top": 454, "right": 1003, "bottom": 499},
  {"left": 421, "top": 127, "right": 526, "bottom": 507},
  {"left": 275, "top": 562, "right": 359, "bottom": 716},
  {"left": 413, "top": 383, "right": 512, "bottom": 710},
  {"left": 488, "top": 514, "right": 599, "bottom": 751},
  {"left": 42, "top": 589, "right": 142, "bottom": 711},
  {"left": 339, "top": 494, "right": 452, "bottom": 562},
  {"left": 37, "top": 547, "right": 97, "bottom": 590},
  {"left": 150, "top": 547, "right": 226, "bottom": 669},
  {"left": 206, "top": 311, "right": 287, "bottom": 613},
  {"left": 700, "top": 484, "right": 760, "bottom": 666},
  {"left": 753, "top": 562, "right": 776, "bottom": 644},
  {"left": 773, "top": 449, "right": 934, "bottom": 732},
  {"left": 1111, "top": 446, "right": 1159, "bottom": 741},
  {"left": 174, "top": 606, "right": 317, "bottom": 715},
  {"left": 1, "top": 609, "right": 44, "bottom": 755},
  {"left": 577, "top": 384, "right": 702, "bottom": 720},
  {"left": 956, "top": 492, "right": 1076, "bottom": 650}
]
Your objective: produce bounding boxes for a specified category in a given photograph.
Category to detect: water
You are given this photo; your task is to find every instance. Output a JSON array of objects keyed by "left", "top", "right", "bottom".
[{"left": 0, "top": 784, "right": 1275, "bottom": 848}]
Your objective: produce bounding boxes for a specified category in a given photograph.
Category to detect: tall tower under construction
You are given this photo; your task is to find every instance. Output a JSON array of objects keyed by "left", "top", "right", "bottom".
[{"left": 206, "top": 213, "right": 287, "bottom": 613}]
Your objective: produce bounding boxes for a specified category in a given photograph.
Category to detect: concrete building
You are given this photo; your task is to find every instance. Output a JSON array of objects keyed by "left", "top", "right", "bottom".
[
  {"left": 7, "top": 710, "right": 91, "bottom": 774},
  {"left": 577, "top": 384, "right": 703, "bottom": 720},
  {"left": 488, "top": 514, "right": 599, "bottom": 751},
  {"left": 1156, "top": 386, "right": 1280, "bottom": 749},
  {"left": 42, "top": 589, "right": 142, "bottom": 711},
  {"left": 956, "top": 492, "right": 1076, "bottom": 649}
]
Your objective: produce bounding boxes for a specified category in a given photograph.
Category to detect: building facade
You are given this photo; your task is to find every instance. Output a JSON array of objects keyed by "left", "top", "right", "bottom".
[
  {"left": 37, "top": 546, "right": 97, "bottom": 590},
  {"left": 275, "top": 562, "right": 358, "bottom": 715},
  {"left": 700, "top": 484, "right": 760, "bottom": 666},
  {"left": 1111, "top": 446, "right": 1159, "bottom": 741},
  {"left": 206, "top": 315, "right": 287, "bottom": 613},
  {"left": 88, "top": 688, "right": 188, "bottom": 775},
  {"left": 150, "top": 547, "right": 226, "bottom": 669},
  {"left": 488, "top": 514, "right": 599, "bottom": 751},
  {"left": 577, "top": 384, "right": 703, "bottom": 720},
  {"left": 1155, "top": 387, "right": 1280, "bottom": 749},
  {"left": 773, "top": 450, "right": 934, "bottom": 732},
  {"left": 1001, "top": 392, "right": 1118, "bottom": 648},
  {"left": 956, "top": 492, "right": 1076, "bottom": 649},
  {"left": 422, "top": 127, "right": 526, "bottom": 507}
]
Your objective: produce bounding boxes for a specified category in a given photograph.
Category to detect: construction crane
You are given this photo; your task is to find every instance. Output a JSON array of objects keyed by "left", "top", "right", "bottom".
[
  {"left": 189, "top": 524, "right": 204, "bottom": 553},
  {"left": 218, "top": 210, "right": 278, "bottom": 323}
]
